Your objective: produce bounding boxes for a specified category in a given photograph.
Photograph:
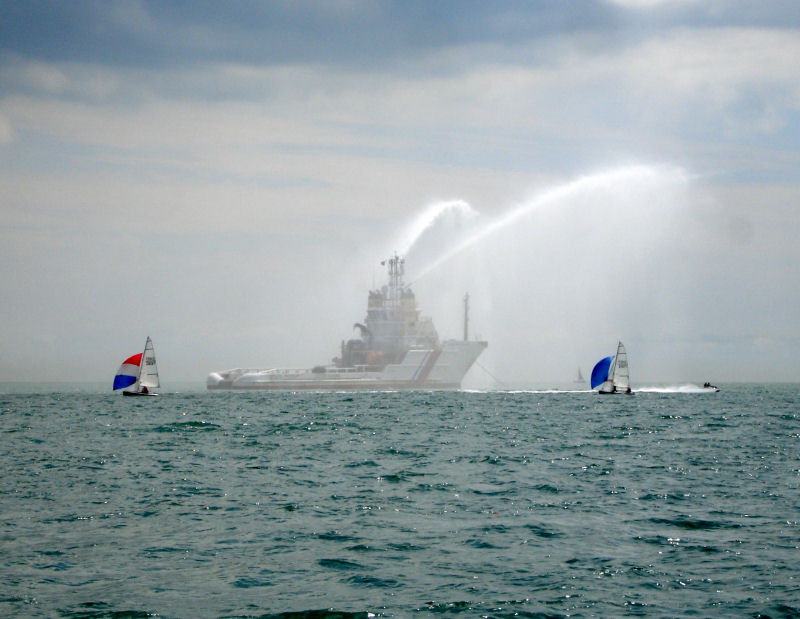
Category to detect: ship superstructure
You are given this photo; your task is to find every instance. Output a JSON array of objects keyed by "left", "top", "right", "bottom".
[{"left": 207, "top": 255, "right": 487, "bottom": 390}]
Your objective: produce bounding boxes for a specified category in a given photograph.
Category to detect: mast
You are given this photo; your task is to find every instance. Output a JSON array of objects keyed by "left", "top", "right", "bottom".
[
  {"left": 132, "top": 338, "right": 146, "bottom": 392},
  {"left": 463, "top": 293, "right": 469, "bottom": 341},
  {"left": 607, "top": 345, "right": 618, "bottom": 383},
  {"left": 387, "top": 253, "right": 405, "bottom": 313}
]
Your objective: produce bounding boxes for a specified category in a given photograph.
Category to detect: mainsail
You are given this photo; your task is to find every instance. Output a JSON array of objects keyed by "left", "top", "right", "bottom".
[
  {"left": 138, "top": 337, "right": 160, "bottom": 390},
  {"left": 610, "top": 341, "right": 630, "bottom": 392}
]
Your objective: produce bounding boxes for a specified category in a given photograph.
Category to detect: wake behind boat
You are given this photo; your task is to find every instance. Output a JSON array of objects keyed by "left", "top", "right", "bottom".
[
  {"left": 207, "top": 255, "right": 487, "bottom": 391},
  {"left": 113, "top": 337, "right": 160, "bottom": 396},
  {"left": 591, "top": 341, "right": 632, "bottom": 394}
]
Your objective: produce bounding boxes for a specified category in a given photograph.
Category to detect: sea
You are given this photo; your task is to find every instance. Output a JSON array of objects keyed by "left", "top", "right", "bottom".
[{"left": 1, "top": 383, "right": 798, "bottom": 618}]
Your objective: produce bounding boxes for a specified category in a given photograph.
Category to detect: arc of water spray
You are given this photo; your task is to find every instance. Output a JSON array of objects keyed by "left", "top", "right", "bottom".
[
  {"left": 396, "top": 199, "right": 477, "bottom": 256},
  {"left": 411, "top": 164, "right": 688, "bottom": 282}
]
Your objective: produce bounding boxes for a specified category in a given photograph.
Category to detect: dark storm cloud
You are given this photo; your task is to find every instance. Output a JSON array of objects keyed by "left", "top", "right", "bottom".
[
  {"left": 4, "top": 1, "right": 800, "bottom": 76},
  {"left": 0, "top": 1, "right": 613, "bottom": 68},
  {"left": 5, "top": 1, "right": 800, "bottom": 73}
]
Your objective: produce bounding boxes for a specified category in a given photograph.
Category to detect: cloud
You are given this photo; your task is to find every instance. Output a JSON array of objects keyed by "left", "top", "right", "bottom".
[
  {"left": 1, "top": 3, "right": 799, "bottom": 383},
  {"left": 3, "top": 1, "right": 799, "bottom": 77},
  {"left": 1, "top": 2, "right": 605, "bottom": 69},
  {"left": 604, "top": 0, "right": 697, "bottom": 8},
  {"left": 3, "top": 25, "right": 796, "bottom": 133},
  {"left": 0, "top": 112, "right": 13, "bottom": 143}
]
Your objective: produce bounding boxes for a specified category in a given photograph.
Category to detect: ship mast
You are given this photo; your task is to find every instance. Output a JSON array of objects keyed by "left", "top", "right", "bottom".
[
  {"left": 387, "top": 253, "right": 405, "bottom": 312},
  {"left": 389, "top": 254, "right": 406, "bottom": 319}
]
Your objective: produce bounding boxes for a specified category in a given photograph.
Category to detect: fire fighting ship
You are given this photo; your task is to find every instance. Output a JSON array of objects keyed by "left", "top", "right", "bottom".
[{"left": 206, "top": 255, "right": 487, "bottom": 390}]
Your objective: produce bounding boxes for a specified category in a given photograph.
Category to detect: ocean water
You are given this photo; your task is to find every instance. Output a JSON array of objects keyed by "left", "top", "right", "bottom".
[{"left": 1, "top": 384, "right": 798, "bottom": 618}]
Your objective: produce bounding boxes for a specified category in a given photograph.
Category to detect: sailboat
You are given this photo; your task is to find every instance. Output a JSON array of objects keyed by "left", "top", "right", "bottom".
[
  {"left": 575, "top": 368, "right": 585, "bottom": 384},
  {"left": 113, "top": 337, "right": 160, "bottom": 396},
  {"left": 591, "top": 341, "right": 632, "bottom": 394}
]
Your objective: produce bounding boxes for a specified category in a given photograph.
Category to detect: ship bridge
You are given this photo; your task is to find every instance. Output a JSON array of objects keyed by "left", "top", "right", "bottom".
[{"left": 338, "top": 254, "right": 439, "bottom": 369}]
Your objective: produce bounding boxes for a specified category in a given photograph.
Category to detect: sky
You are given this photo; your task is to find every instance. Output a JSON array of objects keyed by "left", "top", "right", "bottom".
[{"left": 1, "top": 0, "right": 799, "bottom": 386}]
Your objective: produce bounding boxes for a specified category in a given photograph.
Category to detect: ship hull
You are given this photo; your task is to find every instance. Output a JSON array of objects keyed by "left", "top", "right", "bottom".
[
  {"left": 207, "top": 380, "right": 462, "bottom": 391},
  {"left": 207, "top": 340, "right": 487, "bottom": 391}
]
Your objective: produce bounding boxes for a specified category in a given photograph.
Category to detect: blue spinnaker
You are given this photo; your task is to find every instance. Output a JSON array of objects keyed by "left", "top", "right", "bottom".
[
  {"left": 590, "top": 356, "right": 614, "bottom": 389},
  {"left": 113, "top": 374, "right": 137, "bottom": 390}
]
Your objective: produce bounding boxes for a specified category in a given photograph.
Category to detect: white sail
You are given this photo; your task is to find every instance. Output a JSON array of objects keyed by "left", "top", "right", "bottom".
[
  {"left": 611, "top": 341, "right": 630, "bottom": 391},
  {"left": 138, "top": 337, "right": 160, "bottom": 389}
]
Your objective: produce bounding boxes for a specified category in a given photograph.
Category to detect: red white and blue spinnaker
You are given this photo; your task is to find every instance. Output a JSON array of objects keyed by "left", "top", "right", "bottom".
[{"left": 113, "top": 353, "right": 143, "bottom": 390}]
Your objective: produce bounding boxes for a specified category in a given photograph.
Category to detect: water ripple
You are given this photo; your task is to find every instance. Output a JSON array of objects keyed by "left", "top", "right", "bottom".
[{"left": 0, "top": 385, "right": 797, "bottom": 618}]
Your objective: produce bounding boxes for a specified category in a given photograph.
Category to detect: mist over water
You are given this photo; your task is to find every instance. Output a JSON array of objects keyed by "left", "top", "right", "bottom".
[
  {"left": 636, "top": 384, "right": 720, "bottom": 393},
  {"left": 393, "top": 165, "right": 703, "bottom": 387},
  {"left": 471, "top": 384, "right": 717, "bottom": 394}
]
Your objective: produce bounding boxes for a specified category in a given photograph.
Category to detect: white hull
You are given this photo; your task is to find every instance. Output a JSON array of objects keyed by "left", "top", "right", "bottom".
[
  {"left": 207, "top": 340, "right": 487, "bottom": 391},
  {"left": 598, "top": 385, "right": 633, "bottom": 394}
]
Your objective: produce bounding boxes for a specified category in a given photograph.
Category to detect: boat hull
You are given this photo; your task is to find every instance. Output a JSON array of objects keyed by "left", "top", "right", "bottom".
[
  {"left": 207, "top": 340, "right": 487, "bottom": 391},
  {"left": 207, "top": 379, "right": 461, "bottom": 391},
  {"left": 122, "top": 391, "right": 158, "bottom": 396}
]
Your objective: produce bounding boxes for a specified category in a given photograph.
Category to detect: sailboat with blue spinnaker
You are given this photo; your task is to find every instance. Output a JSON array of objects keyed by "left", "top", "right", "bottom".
[{"left": 591, "top": 341, "right": 632, "bottom": 394}]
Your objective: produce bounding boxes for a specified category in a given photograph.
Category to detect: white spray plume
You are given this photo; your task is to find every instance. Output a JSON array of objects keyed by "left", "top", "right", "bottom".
[
  {"left": 414, "top": 164, "right": 690, "bottom": 280},
  {"left": 388, "top": 163, "right": 700, "bottom": 385},
  {"left": 395, "top": 199, "right": 477, "bottom": 256}
]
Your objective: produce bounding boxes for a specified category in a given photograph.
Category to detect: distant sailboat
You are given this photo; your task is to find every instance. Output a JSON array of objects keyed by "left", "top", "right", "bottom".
[
  {"left": 591, "top": 341, "right": 632, "bottom": 394},
  {"left": 575, "top": 368, "right": 585, "bottom": 383},
  {"left": 113, "top": 337, "right": 159, "bottom": 396}
]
